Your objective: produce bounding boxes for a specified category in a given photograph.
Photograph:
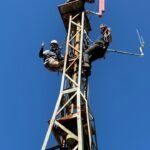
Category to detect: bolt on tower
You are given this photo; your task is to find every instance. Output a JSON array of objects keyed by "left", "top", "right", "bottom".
[{"left": 41, "top": 0, "right": 101, "bottom": 149}]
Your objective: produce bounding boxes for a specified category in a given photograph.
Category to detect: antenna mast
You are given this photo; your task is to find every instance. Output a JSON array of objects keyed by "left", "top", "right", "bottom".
[{"left": 41, "top": 0, "right": 103, "bottom": 149}]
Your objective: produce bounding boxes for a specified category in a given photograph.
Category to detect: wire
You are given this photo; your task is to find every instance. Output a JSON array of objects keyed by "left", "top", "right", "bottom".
[{"left": 59, "top": 34, "right": 67, "bottom": 50}]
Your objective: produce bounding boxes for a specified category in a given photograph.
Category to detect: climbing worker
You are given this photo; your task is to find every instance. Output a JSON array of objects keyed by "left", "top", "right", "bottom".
[
  {"left": 83, "top": 24, "right": 112, "bottom": 68},
  {"left": 39, "top": 40, "right": 64, "bottom": 71}
]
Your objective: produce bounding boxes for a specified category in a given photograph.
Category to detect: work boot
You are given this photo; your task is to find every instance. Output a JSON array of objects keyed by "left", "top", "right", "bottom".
[{"left": 82, "top": 62, "right": 90, "bottom": 68}]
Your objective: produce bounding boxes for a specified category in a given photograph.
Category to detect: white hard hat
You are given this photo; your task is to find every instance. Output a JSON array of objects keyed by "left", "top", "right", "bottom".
[{"left": 50, "top": 40, "right": 58, "bottom": 45}]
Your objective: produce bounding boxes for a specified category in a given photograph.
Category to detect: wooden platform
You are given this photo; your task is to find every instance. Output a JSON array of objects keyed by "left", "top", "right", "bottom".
[{"left": 58, "top": 0, "right": 91, "bottom": 31}]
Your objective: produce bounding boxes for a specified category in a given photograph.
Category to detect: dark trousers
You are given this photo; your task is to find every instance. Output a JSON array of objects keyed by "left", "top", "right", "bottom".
[{"left": 83, "top": 43, "right": 107, "bottom": 64}]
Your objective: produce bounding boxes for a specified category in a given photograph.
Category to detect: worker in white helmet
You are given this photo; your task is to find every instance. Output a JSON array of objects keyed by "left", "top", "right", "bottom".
[
  {"left": 39, "top": 40, "right": 64, "bottom": 71},
  {"left": 83, "top": 24, "right": 112, "bottom": 69}
]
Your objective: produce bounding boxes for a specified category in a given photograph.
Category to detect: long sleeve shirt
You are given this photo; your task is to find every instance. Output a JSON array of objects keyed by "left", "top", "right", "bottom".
[{"left": 39, "top": 46, "right": 63, "bottom": 61}]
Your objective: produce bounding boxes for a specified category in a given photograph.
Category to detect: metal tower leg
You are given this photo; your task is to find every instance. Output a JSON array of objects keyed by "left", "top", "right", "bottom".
[{"left": 41, "top": 11, "right": 98, "bottom": 150}]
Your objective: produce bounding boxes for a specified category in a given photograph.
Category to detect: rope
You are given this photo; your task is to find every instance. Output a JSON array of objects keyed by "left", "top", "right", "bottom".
[{"left": 59, "top": 34, "right": 67, "bottom": 50}]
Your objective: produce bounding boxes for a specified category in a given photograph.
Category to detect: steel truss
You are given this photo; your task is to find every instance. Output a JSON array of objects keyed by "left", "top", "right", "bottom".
[{"left": 41, "top": 11, "right": 98, "bottom": 150}]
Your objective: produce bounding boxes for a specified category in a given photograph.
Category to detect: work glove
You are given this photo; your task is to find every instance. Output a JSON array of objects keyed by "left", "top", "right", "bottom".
[{"left": 41, "top": 42, "right": 45, "bottom": 47}]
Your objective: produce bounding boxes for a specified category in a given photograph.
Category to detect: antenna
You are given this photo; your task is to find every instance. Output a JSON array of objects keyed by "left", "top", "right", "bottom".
[
  {"left": 137, "top": 29, "right": 145, "bottom": 55},
  {"left": 107, "top": 29, "right": 145, "bottom": 57}
]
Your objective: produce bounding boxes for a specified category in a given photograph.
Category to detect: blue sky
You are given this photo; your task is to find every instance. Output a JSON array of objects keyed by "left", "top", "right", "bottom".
[{"left": 0, "top": 0, "right": 149, "bottom": 150}]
